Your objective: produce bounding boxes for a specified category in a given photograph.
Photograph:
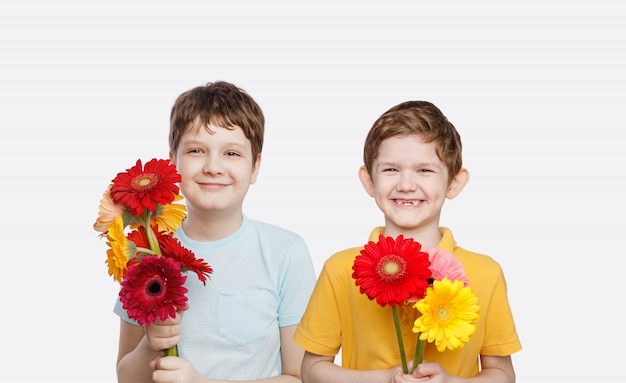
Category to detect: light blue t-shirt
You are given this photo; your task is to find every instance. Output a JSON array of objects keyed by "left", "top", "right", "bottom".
[{"left": 113, "top": 215, "right": 316, "bottom": 380}]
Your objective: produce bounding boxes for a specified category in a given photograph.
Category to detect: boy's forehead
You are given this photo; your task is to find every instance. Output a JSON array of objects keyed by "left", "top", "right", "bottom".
[
  {"left": 189, "top": 116, "right": 238, "bottom": 131},
  {"left": 379, "top": 134, "right": 428, "bottom": 148},
  {"left": 375, "top": 136, "right": 439, "bottom": 160},
  {"left": 184, "top": 119, "right": 245, "bottom": 138}
]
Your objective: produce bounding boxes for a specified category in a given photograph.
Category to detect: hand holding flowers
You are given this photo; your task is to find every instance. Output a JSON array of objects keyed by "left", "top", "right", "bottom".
[
  {"left": 352, "top": 235, "right": 479, "bottom": 374},
  {"left": 94, "top": 158, "right": 213, "bottom": 356}
]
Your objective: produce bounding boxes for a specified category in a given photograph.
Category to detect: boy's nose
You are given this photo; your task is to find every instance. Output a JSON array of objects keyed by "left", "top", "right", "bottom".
[
  {"left": 396, "top": 176, "right": 417, "bottom": 191},
  {"left": 203, "top": 157, "right": 224, "bottom": 175}
]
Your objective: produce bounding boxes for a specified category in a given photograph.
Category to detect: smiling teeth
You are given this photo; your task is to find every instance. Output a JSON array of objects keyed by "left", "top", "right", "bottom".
[{"left": 396, "top": 200, "right": 417, "bottom": 206}]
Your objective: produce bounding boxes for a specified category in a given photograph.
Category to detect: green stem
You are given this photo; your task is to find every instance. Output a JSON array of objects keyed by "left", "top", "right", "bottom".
[
  {"left": 411, "top": 334, "right": 425, "bottom": 373},
  {"left": 392, "top": 306, "right": 408, "bottom": 374},
  {"left": 143, "top": 211, "right": 162, "bottom": 257},
  {"left": 135, "top": 247, "right": 157, "bottom": 255},
  {"left": 163, "top": 344, "right": 178, "bottom": 357}
]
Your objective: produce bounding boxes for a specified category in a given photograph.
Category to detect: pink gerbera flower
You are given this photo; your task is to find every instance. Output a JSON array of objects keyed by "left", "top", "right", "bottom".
[
  {"left": 119, "top": 255, "right": 188, "bottom": 326},
  {"left": 422, "top": 246, "right": 469, "bottom": 286},
  {"left": 93, "top": 184, "right": 126, "bottom": 234}
]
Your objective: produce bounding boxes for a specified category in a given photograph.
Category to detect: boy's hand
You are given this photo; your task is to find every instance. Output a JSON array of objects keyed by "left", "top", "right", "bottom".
[
  {"left": 391, "top": 369, "right": 429, "bottom": 382},
  {"left": 151, "top": 355, "right": 203, "bottom": 383},
  {"left": 145, "top": 304, "right": 189, "bottom": 352},
  {"left": 389, "top": 363, "right": 429, "bottom": 383},
  {"left": 409, "top": 361, "right": 449, "bottom": 382}
]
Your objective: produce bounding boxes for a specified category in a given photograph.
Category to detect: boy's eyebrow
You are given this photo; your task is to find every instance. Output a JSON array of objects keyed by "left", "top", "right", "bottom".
[
  {"left": 180, "top": 139, "right": 249, "bottom": 149},
  {"left": 376, "top": 160, "right": 443, "bottom": 169},
  {"left": 223, "top": 142, "right": 249, "bottom": 150}
]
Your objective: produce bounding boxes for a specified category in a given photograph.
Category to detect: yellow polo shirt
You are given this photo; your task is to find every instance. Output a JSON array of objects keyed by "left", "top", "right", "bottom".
[{"left": 294, "top": 227, "right": 521, "bottom": 377}]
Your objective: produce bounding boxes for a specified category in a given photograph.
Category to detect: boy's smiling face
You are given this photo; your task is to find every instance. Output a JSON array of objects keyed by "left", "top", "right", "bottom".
[
  {"left": 170, "top": 120, "right": 260, "bottom": 217},
  {"left": 359, "top": 134, "right": 466, "bottom": 238}
]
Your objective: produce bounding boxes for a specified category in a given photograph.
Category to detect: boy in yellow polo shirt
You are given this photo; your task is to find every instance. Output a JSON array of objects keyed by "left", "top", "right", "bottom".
[{"left": 294, "top": 101, "right": 521, "bottom": 382}]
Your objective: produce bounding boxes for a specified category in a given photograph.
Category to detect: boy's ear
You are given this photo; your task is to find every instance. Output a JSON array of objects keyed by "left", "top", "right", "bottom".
[
  {"left": 250, "top": 154, "right": 262, "bottom": 185},
  {"left": 169, "top": 152, "right": 175, "bottom": 164},
  {"left": 446, "top": 167, "right": 470, "bottom": 199},
  {"left": 358, "top": 166, "right": 375, "bottom": 197}
]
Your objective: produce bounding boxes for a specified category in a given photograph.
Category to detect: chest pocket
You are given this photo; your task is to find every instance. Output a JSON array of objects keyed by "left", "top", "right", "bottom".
[{"left": 217, "top": 289, "right": 277, "bottom": 345}]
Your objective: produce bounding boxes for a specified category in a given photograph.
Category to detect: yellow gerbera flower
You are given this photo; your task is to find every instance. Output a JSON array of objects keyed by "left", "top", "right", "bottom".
[
  {"left": 151, "top": 194, "right": 187, "bottom": 233},
  {"left": 412, "top": 278, "right": 479, "bottom": 352},
  {"left": 106, "top": 216, "right": 137, "bottom": 282}
]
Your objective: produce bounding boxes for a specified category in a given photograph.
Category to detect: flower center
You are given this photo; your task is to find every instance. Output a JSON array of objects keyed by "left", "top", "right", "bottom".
[
  {"left": 384, "top": 261, "right": 399, "bottom": 274},
  {"left": 144, "top": 275, "right": 165, "bottom": 298},
  {"left": 377, "top": 254, "right": 407, "bottom": 282},
  {"left": 149, "top": 281, "right": 161, "bottom": 294},
  {"left": 436, "top": 305, "right": 451, "bottom": 322},
  {"left": 133, "top": 174, "right": 157, "bottom": 191}
]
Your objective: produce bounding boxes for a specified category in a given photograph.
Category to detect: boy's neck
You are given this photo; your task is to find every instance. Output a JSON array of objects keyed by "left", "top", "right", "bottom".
[
  {"left": 182, "top": 212, "right": 244, "bottom": 242},
  {"left": 383, "top": 225, "right": 442, "bottom": 248}
]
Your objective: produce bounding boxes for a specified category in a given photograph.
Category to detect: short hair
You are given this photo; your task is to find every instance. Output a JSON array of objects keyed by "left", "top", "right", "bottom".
[
  {"left": 169, "top": 81, "right": 264, "bottom": 161},
  {"left": 363, "top": 101, "right": 463, "bottom": 183}
]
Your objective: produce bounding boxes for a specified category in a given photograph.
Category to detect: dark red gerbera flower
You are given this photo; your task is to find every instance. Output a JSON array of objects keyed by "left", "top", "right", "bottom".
[
  {"left": 158, "top": 230, "right": 213, "bottom": 285},
  {"left": 110, "top": 159, "right": 181, "bottom": 216},
  {"left": 352, "top": 235, "right": 431, "bottom": 307},
  {"left": 119, "top": 255, "right": 188, "bottom": 326}
]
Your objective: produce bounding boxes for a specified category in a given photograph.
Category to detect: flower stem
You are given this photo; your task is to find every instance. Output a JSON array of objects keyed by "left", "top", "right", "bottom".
[
  {"left": 143, "top": 211, "right": 162, "bottom": 257},
  {"left": 391, "top": 306, "right": 408, "bottom": 374},
  {"left": 411, "top": 334, "right": 425, "bottom": 373},
  {"left": 135, "top": 247, "right": 157, "bottom": 255},
  {"left": 163, "top": 344, "right": 178, "bottom": 357}
]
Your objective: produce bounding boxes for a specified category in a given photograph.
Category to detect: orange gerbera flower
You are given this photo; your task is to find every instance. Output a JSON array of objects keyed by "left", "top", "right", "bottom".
[
  {"left": 110, "top": 159, "right": 181, "bottom": 216},
  {"left": 105, "top": 216, "right": 138, "bottom": 282},
  {"left": 150, "top": 194, "right": 187, "bottom": 233},
  {"left": 352, "top": 235, "right": 431, "bottom": 307}
]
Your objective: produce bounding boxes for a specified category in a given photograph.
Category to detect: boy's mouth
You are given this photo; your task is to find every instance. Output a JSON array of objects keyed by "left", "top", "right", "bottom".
[{"left": 393, "top": 199, "right": 420, "bottom": 206}]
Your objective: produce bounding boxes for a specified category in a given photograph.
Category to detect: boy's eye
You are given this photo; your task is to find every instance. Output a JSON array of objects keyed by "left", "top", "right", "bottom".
[
  {"left": 382, "top": 167, "right": 398, "bottom": 172},
  {"left": 188, "top": 148, "right": 202, "bottom": 154},
  {"left": 226, "top": 151, "right": 240, "bottom": 157}
]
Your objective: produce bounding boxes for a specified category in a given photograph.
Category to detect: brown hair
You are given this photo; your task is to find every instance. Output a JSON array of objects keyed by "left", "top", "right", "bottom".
[
  {"left": 169, "top": 81, "right": 265, "bottom": 162},
  {"left": 363, "top": 101, "right": 463, "bottom": 183}
]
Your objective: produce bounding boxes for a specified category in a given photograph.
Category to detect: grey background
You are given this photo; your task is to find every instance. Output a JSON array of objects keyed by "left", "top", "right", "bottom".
[{"left": 1, "top": 1, "right": 623, "bottom": 381}]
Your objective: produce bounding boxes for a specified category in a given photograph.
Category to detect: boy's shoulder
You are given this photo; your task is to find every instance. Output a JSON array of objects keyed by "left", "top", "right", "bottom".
[
  {"left": 321, "top": 244, "right": 364, "bottom": 279},
  {"left": 454, "top": 246, "right": 498, "bottom": 261},
  {"left": 452, "top": 245, "right": 505, "bottom": 280},
  {"left": 321, "top": 227, "right": 387, "bottom": 274},
  {"left": 440, "top": 227, "right": 502, "bottom": 269}
]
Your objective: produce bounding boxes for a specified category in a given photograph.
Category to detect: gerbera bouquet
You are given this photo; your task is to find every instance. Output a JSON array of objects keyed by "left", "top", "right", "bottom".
[
  {"left": 94, "top": 158, "right": 213, "bottom": 356},
  {"left": 352, "top": 235, "right": 479, "bottom": 374}
]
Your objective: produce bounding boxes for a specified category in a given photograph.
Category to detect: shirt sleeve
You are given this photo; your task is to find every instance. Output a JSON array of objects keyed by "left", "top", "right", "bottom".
[
  {"left": 481, "top": 265, "right": 522, "bottom": 356},
  {"left": 277, "top": 235, "right": 316, "bottom": 327},
  {"left": 293, "top": 261, "right": 343, "bottom": 357}
]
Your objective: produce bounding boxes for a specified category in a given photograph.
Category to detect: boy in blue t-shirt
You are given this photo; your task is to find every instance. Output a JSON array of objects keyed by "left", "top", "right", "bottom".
[{"left": 114, "top": 81, "right": 316, "bottom": 383}]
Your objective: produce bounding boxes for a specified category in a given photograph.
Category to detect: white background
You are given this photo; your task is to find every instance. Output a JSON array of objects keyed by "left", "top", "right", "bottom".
[{"left": 1, "top": 1, "right": 624, "bottom": 381}]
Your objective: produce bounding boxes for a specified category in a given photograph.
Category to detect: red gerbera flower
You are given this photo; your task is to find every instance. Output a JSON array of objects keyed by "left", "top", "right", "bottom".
[
  {"left": 119, "top": 255, "right": 188, "bottom": 326},
  {"left": 110, "top": 158, "right": 181, "bottom": 216},
  {"left": 352, "top": 235, "right": 431, "bottom": 307},
  {"left": 127, "top": 226, "right": 151, "bottom": 256},
  {"left": 158, "top": 230, "right": 213, "bottom": 285}
]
